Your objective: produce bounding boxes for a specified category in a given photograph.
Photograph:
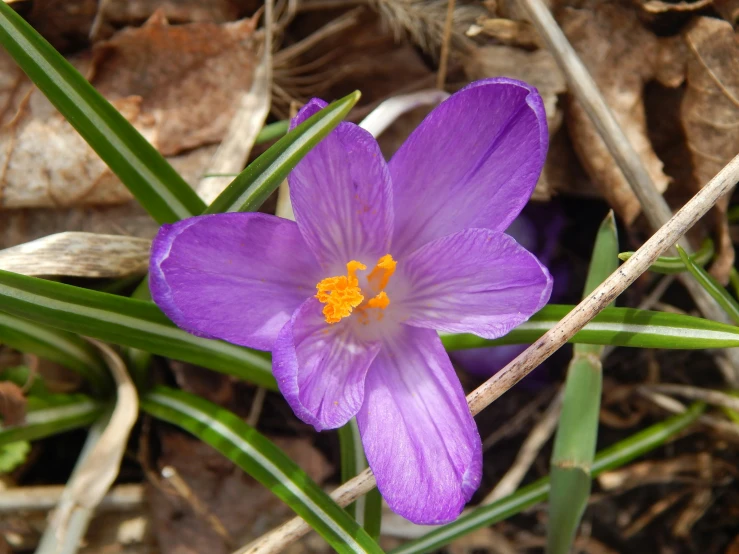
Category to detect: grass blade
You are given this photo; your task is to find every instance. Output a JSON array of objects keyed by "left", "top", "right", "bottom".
[
  {"left": 618, "top": 239, "right": 714, "bottom": 274},
  {"left": 547, "top": 212, "right": 618, "bottom": 554},
  {"left": 205, "top": 91, "right": 361, "bottom": 214},
  {"left": 0, "top": 269, "right": 276, "bottom": 390},
  {"left": 0, "top": 395, "right": 104, "bottom": 446},
  {"left": 4, "top": 269, "right": 739, "bottom": 390},
  {"left": 390, "top": 403, "right": 706, "bottom": 554},
  {"left": 0, "top": 2, "right": 205, "bottom": 223},
  {"left": 676, "top": 245, "right": 739, "bottom": 324},
  {"left": 441, "top": 304, "right": 739, "bottom": 350},
  {"left": 141, "top": 386, "right": 383, "bottom": 554},
  {"left": 0, "top": 312, "right": 110, "bottom": 394},
  {"left": 338, "top": 419, "right": 382, "bottom": 539}
]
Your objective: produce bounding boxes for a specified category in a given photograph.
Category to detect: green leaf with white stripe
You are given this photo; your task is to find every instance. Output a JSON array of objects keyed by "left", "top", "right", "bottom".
[
  {"left": 441, "top": 304, "right": 739, "bottom": 350},
  {"left": 619, "top": 238, "right": 714, "bottom": 274},
  {"left": 141, "top": 386, "right": 383, "bottom": 554},
  {"left": 0, "top": 269, "right": 276, "bottom": 390},
  {"left": 338, "top": 419, "right": 382, "bottom": 539},
  {"left": 677, "top": 245, "right": 739, "bottom": 325},
  {"left": 206, "top": 92, "right": 361, "bottom": 214},
  {"left": 0, "top": 1, "right": 205, "bottom": 224},
  {"left": 0, "top": 312, "right": 111, "bottom": 394},
  {"left": 0, "top": 394, "right": 104, "bottom": 446}
]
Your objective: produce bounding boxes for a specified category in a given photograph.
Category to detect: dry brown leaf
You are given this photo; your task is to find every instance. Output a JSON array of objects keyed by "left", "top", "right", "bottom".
[
  {"left": 92, "top": 11, "right": 258, "bottom": 157},
  {"left": 91, "top": 0, "right": 245, "bottom": 41},
  {"left": 714, "top": 0, "right": 739, "bottom": 24},
  {"left": 561, "top": 3, "right": 671, "bottom": 225},
  {"left": 0, "top": 13, "right": 258, "bottom": 210},
  {"left": 682, "top": 16, "right": 739, "bottom": 282},
  {"left": 0, "top": 381, "right": 26, "bottom": 427},
  {"left": 0, "top": 144, "right": 215, "bottom": 249}
]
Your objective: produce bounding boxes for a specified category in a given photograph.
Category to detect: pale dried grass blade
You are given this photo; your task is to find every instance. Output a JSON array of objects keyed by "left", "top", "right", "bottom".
[
  {"left": 36, "top": 339, "right": 138, "bottom": 554},
  {"left": 0, "top": 232, "right": 151, "bottom": 278}
]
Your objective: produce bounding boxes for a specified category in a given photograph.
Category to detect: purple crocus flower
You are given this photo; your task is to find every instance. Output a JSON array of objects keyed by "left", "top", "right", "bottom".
[{"left": 149, "top": 78, "right": 552, "bottom": 524}]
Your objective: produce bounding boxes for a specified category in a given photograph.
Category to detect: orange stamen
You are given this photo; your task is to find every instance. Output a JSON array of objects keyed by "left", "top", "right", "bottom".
[
  {"left": 315, "top": 255, "right": 397, "bottom": 324},
  {"left": 315, "top": 261, "right": 366, "bottom": 324},
  {"left": 367, "top": 254, "right": 397, "bottom": 291}
]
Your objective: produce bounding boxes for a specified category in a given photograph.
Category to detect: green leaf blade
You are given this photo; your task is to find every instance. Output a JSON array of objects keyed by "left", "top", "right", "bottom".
[
  {"left": 0, "top": 269, "right": 276, "bottom": 390},
  {"left": 676, "top": 245, "right": 739, "bottom": 324},
  {"left": 619, "top": 239, "right": 714, "bottom": 274},
  {"left": 547, "top": 212, "right": 617, "bottom": 553},
  {"left": 0, "top": 311, "right": 111, "bottom": 394},
  {"left": 205, "top": 91, "right": 361, "bottom": 215},
  {"left": 441, "top": 304, "right": 739, "bottom": 350},
  {"left": 0, "top": 395, "right": 103, "bottom": 447}
]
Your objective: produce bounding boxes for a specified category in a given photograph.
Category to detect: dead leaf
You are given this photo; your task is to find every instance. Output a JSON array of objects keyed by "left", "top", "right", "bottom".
[
  {"left": 95, "top": 0, "right": 244, "bottom": 32},
  {"left": 714, "top": 0, "right": 739, "bottom": 25},
  {"left": 92, "top": 11, "right": 259, "bottom": 157},
  {"left": 561, "top": 3, "right": 671, "bottom": 225},
  {"left": 0, "top": 381, "right": 26, "bottom": 427},
  {"left": 682, "top": 16, "right": 739, "bottom": 282},
  {"left": 0, "top": 13, "right": 258, "bottom": 210}
]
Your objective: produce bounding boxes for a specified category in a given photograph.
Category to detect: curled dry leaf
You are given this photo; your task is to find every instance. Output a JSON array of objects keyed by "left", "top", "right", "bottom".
[
  {"left": 41, "top": 340, "right": 138, "bottom": 551},
  {"left": 0, "top": 232, "right": 151, "bottom": 278},
  {"left": 561, "top": 3, "right": 671, "bottom": 225},
  {"left": 682, "top": 16, "right": 739, "bottom": 282},
  {"left": 0, "top": 13, "right": 258, "bottom": 210},
  {"left": 464, "top": 44, "right": 566, "bottom": 199}
]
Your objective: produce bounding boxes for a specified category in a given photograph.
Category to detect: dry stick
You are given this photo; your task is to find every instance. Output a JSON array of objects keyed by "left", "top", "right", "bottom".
[
  {"left": 238, "top": 154, "right": 739, "bottom": 554},
  {"left": 515, "top": 0, "right": 739, "bottom": 385}
]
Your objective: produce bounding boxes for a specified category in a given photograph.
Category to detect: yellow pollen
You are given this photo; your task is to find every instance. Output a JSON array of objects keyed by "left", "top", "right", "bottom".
[{"left": 315, "top": 255, "right": 396, "bottom": 324}]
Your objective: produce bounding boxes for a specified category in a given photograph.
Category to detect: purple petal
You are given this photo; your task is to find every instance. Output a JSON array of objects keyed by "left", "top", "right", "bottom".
[
  {"left": 273, "top": 298, "right": 381, "bottom": 431},
  {"left": 150, "top": 213, "right": 321, "bottom": 351},
  {"left": 288, "top": 100, "right": 394, "bottom": 270},
  {"left": 389, "top": 78, "right": 548, "bottom": 257},
  {"left": 357, "top": 325, "right": 481, "bottom": 524},
  {"left": 396, "top": 228, "right": 552, "bottom": 339}
]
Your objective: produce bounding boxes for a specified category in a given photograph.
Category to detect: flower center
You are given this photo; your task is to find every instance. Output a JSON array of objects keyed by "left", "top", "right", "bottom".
[{"left": 315, "top": 254, "right": 397, "bottom": 324}]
